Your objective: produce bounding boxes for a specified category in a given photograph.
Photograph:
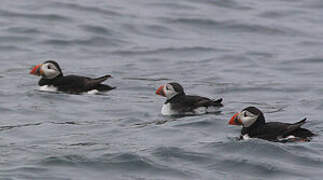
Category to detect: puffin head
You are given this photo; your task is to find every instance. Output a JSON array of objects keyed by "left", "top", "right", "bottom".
[
  {"left": 155, "top": 82, "right": 185, "bottom": 100},
  {"left": 30, "top": 60, "right": 63, "bottom": 79},
  {"left": 229, "top": 106, "right": 265, "bottom": 128}
]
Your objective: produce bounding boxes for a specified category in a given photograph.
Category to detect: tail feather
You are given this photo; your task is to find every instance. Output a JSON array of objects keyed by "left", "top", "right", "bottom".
[
  {"left": 283, "top": 118, "right": 308, "bottom": 137},
  {"left": 293, "top": 128, "right": 315, "bottom": 138},
  {"left": 86, "top": 75, "right": 111, "bottom": 86},
  {"left": 91, "top": 75, "right": 111, "bottom": 84},
  {"left": 212, "top": 98, "right": 223, "bottom": 106},
  {"left": 95, "top": 84, "right": 116, "bottom": 91},
  {"left": 295, "top": 118, "right": 307, "bottom": 125},
  {"left": 85, "top": 75, "right": 113, "bottom": 91}
]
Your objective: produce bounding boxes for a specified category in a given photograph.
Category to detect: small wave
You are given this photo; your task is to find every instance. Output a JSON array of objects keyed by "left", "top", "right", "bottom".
[
  {"left": 146, "top": 2, "right": 196, "bottom": 10},
  {"left": 0, "top": 9, "right": 71, "bottom": 22},
  {"left": 50, "top": 121, "right": 81, "bottom": 125},
  {"left": 188, "top": 0, "right": 252, "bottom": 10},
  {"left": 41, "top": 154, "right": 87, "bottom": 166},
  {"left": 6, "top": 27, "right": 41, "bottom": 34},
  {"left": 222, "top": 84, "right": 304, "bottom": 94},
  {"left": 42, "top": 37, "right": 126, "bottom": 47},
  {"left": 211, "top": 139, "right": 323, "bottom": 165},
  {"left": 246, "top": 51, "right": 274, "bottom": 58},
  {"left": 68, "top": 142, "right": 98, "bottom": 147},
  {"left": 79, "top": 25, "right": 115, "bottom": 35},
  {"left": 112, "top": 46, "right": 216, "bottom": 56},
  {"left": 0, "top": 45, "right": 30, "bottom": 52},
  {"left": 223, "top": 21, "right": 299, "bottom": 36},
  {"left": 40, "top": 153, "right": 193, "bottom": 178},
  {"left": 210, "top": 156, "right": 295, "bottom": 179},
  {"left": 123, "top": 23, "right": 174, "bottom": 39},
  {"left": 283, "top": 57, "right": 323, "bottom": 65},
  {"left": 259, "top": 10, "right": 302, "bottom": 19},
  {"left": 173, "top": 118, "right": 217, "bottom": 128},
  {"left": 0, "top": 122, "right": 42, "bottom": 131},
  {"left": 161, "top": 17, "right": 220, "bottom": 27},
  {"left": 0, "top": 36, "right": 32, "bottom": 42},
  {"left": 299, "top": 40, "right": 323, "bottom": 46},
  {"left": 162, "top": 17, "right": 301, "bottom": 36},
  {"left": 152, "top": 146, "right": 213, "bottom": 163},
  {"left": 51, "top": 2, "right": 122, "bottom": 17},
  {"left": 123, "top": 77, "right": 171, "bottom": 81}
]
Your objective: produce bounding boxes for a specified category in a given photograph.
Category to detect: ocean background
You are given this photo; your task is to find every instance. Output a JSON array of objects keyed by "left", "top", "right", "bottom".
[{"left": 0, "top": 0, "right": 323, "bottom": 179}]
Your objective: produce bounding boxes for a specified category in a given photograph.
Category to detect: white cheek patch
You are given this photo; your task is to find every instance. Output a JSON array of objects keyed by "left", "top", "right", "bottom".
[
  {"left": 43, "top": 69, "right": 60, "bottom": 79},
  {"left": 240, "top": 114, "right": 258, "bottom": 127},
  {"left": 163, "top": 85, "right": 177, "bottom": 99}
]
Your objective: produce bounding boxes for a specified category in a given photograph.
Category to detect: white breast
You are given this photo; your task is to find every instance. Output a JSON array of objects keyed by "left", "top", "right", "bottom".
[
  {"left": 278, "top": 135, "right": 296, "bottom": 142},
  {"left": 39, "top": 85, "right": 58, "bottom": 92},
  {"left": 161, "top": 103, "right": 176, "bottom": 115},
  {"left": 241, "top": 134, "right": 251, "bottom": 140},
  {"left": 193, "top": 107, "right": 209, "bottom": 114},
  {"left": 86, "top": 89, "right": 99, "bottom": 95},
  {"left": 161, "top": 103, "right": 219, "bottom": 115}
]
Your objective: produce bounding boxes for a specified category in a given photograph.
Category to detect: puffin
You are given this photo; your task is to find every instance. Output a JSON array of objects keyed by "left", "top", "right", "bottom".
[
  {"left": 229, "top": 106, "right": 315, "bottom": 142},
  {"left": 155, "top": 82, "right": 223, "bottom": 115},
  {"left": 30, "top": 60, "right": 115, "bottom": 94}
]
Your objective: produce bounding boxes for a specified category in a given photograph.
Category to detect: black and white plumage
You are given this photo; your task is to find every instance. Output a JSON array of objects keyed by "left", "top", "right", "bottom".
[
  {"left": 155, "top": 82, "right": 223, "bottom": 115},
  {"left": 30, "top": 60, "right": 115, "bottom": 94},
  {"left": 229, "top": 106, "right": 315, "bottom": 142}
]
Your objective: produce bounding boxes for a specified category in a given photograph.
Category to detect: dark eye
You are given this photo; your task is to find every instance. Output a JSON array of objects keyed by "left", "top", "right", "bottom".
[
  {"left": 244, "top": 111, "right": 247, "bottom": 117},
  {"left": 47, "top": 65, "right": 51, "bottom": 69},
  {"left": 166, "top": 86, "right": 169, "bottom": 90}
]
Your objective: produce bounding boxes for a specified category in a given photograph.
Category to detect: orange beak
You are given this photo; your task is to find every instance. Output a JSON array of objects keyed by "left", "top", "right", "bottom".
[
  {"left": 229, "top": 112, "right": 242, "bottom": 125},
  {"left": 30, "top": 64, "right": 43, "bottom": 76},
  {"left": 155, "top": 85, "right": 165, "bottom": 97}
]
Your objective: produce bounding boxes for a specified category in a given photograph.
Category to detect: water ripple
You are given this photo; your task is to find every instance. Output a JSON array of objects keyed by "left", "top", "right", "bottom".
[
  {"left": 112, "top": 46, "right": 217, "bottom": 56},
  {"left": 162, "top": 17, "right": 301, "bottom": 36},
  {"left": 51, "top": 2, "right": 122, "bottom": 17},
  {"left": 0, "top": 9, "right": 71, "bottom": 22},
  {"left": 42, "top": 37, "right": 126, "bottom": 47},
  {"left": 188, "top": 0, "right": 252, "bottom": 10}
]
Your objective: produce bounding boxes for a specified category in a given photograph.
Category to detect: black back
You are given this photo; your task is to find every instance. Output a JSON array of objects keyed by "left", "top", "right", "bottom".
[{"left": 165, "top": 94, "right": 223, "bottom": 113}]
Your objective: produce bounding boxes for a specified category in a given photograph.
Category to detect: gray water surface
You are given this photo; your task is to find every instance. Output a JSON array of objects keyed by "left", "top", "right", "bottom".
[{"left": 1, "top": 0, "right": 323, "bottom": 179}]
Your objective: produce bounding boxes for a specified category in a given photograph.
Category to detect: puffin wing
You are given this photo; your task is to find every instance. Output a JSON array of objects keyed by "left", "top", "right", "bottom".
[
  {"left": 253, "top": 118, "right": 312, "bottom": 141},
  {"left": 172, "top": 96, "right": 222, "bottom": 112},
  {"left": 41, "top": 75, "right": 114, "bottom": 93},
  {"left": 188, "top": 96, "right": 223, "bottom": 108},
  {"left": 84, "top": 75, "right": 115, "bottom": 91},
  {"left": 196, "top": 98, "right": 223, "bottom": 107},
  {"left": 53, "top": 75, "right": 88, "bottom": 92},
  {"left": 85, "top": 75, "right": 111, "bottom": 85},
  {"left": 282, "top": 118, "right": 306, "bottom": 137},
  {"left": 281, "top": 118, "right": 314, "bottom": 139}
]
